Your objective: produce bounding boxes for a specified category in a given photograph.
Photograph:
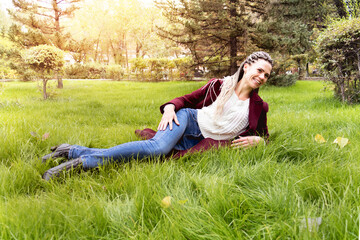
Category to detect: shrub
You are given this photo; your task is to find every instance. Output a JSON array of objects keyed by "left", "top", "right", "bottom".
[
  {"left": 267, "top": 73, "right": 298, "bottom": 87},
  {"left": 23, "top": 45, "right": 64, "bottom": 99},
  {"left": 130, "top": 57, "right": 147, "bottom": 80},
  {"left": 316, "top": 17, "right": 360, "bottom": 103},
  {"left": 105, "top": 65, "right": 124, "bottom": 81},
  {"left": 173, "top": 57, "right": 194, "bottom": 80},
  {"left": 64, "top": 63, "right": 105, "bottom": 79}
]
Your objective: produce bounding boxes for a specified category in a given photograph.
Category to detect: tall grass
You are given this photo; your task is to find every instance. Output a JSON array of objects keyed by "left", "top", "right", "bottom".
[{"left": 0, "top": 80, "right": 359, "bottom": 239}]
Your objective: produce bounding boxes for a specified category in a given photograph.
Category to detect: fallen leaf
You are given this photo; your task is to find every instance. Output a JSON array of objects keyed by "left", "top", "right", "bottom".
[
  {"left": 161, "top": 196, "right": 171, "bottom": 208},
  {"left": 315, "top": 134, "right": 326, "bottom": 143},
  {"left": 178, "top": 199, "right": 188, "bottom": 205},
  {"left": 333, "top": 137, "right": 349, "bottom": 149},
  {"left": 42, "top": 132, "right": 50, "bottom": 141}
]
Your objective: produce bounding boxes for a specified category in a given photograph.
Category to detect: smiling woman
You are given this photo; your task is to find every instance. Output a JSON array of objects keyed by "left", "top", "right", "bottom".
[{"left": 42, "top": 51, "right": 274, "bottom": 180}]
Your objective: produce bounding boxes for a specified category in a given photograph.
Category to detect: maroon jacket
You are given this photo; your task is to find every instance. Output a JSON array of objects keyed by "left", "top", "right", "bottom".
[{"left": 135, "top": 79, "right": 269, "bottom": 158}]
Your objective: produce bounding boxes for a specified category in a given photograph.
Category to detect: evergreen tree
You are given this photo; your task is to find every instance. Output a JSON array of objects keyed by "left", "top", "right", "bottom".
[
  {"left": 254, "top": 0, "right": 336, "bottom": 77},
  {"left": 156, "top": 0, "right": 268, "bottom": 75},
  {"left": 8, "top": 0, "right": 81, "bottom": 87}
]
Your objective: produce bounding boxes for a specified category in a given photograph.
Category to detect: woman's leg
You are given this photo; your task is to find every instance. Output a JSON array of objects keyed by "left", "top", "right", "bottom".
[{"left": 75, "top": 108, "right": 201, "bottom": 169}]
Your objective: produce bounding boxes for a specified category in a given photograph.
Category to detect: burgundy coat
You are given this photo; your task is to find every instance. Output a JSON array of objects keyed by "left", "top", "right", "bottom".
[{"left": 135, "top": 79, "right": 269, "bottom": 158}]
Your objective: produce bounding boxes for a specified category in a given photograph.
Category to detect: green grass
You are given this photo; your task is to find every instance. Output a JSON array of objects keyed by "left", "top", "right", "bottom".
[{"left": 0, "top": 80, "right": 359, "bottom": 239}]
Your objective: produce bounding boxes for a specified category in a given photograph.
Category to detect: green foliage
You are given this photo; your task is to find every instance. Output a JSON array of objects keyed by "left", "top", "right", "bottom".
[
  {"left": 64, "top": 63, "right": 105, "bottom": 79},
  {"left": 24, "top": 45, "right": 64, "bottom": 75},
  {"left": 267, "top": 73, "right": 298, "bottom": 87},
  {"left": 316, "top": 17, "right": 360, "bottom": 103},
  {"left": 105, "top": 65, "right": 125, "bottom": 81},
  {"left": 156, "top": 0, "right": 267, "bottom": 74},
  {"left": 23, "top": 45, "right": 64, "bottom": 99},
  {"left": 343, "top": 0, "right": 360, "bottom": 18},
  {"left": 0, "top": 38, "right": 18, "bottom": 79},
  {"left": 173, "top": 56, "right": 194, "bottom": 80},
  {"left": 255, "top": 0, "right": 336, "bottom": 78},
  {"left": 203, "top": 55, "right": 229, "bottom": 78},
  {"left": 0, "top": 36, "right": 35, "bottom": 81},
  {"left": 130, "top": 57, "right": 195, "bottom": 81}
]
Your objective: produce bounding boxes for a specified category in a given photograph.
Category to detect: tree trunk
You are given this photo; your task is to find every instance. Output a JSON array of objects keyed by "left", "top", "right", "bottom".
[
  {"left": 53, "top": 0, "right": 63, "bottom": 88},
  {"left": 229, "top": 0, "right": 238, "bottom": 75},
  {"left": 43, "top": 78, "right": 48, "bottom": 100},
  {"left": 55, "top": 71, "right": 63, "bottom": 89},
  {"left": 306, "top": 62, "right": 309, "bottom": 77}
]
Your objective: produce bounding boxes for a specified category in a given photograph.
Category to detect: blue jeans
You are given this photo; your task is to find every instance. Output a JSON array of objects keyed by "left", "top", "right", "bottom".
[{"left": 68, "top": 108, "right": 204, "bottom": 169}]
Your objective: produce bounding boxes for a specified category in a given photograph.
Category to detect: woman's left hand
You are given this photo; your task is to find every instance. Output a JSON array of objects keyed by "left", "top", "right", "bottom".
[{"left": 231, "top": 136, "right": 264, "bottom": 149}]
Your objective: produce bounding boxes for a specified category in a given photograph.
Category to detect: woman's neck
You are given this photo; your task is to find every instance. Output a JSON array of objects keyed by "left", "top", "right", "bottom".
[{"left": 235, "top": 80, "right": 252, "bottom": 100}]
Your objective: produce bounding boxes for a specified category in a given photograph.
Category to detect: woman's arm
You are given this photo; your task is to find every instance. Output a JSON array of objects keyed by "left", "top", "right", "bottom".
[{"left": 158, "top": 79, "right": 222, "bottom": 131}]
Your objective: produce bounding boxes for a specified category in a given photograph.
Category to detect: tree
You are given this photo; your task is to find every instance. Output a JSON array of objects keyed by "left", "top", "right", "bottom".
[
  {"left": 254, "top": 0, "right": 337, "bottom": 78},
  {"left": 23, "top": 45, "right": 64, "bottom": 99},
  {"left": 156, "top": 0, "right": 268, "bottom": 75},
  {"left": 8, "top": 0, "right": 81, "bottom": 88},
  {"left": 316, "top": 17, "right": 360, "bottom": 103}
]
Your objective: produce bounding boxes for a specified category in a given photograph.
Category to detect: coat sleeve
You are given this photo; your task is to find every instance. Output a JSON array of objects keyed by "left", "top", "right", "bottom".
[
  {"left": 255, "top": 102, "right": 269, "bottom": 139},
  {"left": 159, "top": 78, "right": 220, "bottom": 113}
]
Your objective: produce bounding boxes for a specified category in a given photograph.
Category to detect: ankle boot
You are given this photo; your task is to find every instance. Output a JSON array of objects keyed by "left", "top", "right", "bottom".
[
  {"left": 42, "top": 144, "right": 71, "bottom": 163},
  {"left": 42, "top": 158, "right": 83, "bottom": 181}
]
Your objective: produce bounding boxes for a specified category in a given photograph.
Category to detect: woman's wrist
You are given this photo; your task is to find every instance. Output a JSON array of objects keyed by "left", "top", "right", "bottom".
[{"left": 164, "top": 104, "right": 175, "bottom": 112}]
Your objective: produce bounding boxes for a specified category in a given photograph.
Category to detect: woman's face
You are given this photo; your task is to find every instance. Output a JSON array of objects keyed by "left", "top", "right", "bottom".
[{"left": 243, "top": 59, "right": 272, "bottom": 89}]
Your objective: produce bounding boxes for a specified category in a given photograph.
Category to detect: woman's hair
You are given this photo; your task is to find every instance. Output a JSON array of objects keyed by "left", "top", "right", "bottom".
[{"left": 215, "top": 51, "right": 273, "bottom": 116}]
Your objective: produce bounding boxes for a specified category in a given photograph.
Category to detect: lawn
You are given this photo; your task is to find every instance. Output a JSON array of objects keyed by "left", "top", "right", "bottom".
[{"left": 0, "top": 80, "right": 359, "bottom": 239}]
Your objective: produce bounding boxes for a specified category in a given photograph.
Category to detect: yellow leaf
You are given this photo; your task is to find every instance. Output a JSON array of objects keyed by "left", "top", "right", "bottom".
[
  {"left": 333, "top": 137, "right": 349, "bottom": 149},
  {"left": 178, "top": 199, "right": 188, "bottom": 205},
  {"left": 315, "top": 134, "right": 326, "bottom": 143},
  {"left": 161, "top": 196, "right": 171, "bottom": 208}
]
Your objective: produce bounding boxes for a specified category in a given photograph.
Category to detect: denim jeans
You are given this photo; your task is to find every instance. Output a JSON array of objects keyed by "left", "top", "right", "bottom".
[{"left": 68, "top": 108, "right": 204, "bottom": 169}]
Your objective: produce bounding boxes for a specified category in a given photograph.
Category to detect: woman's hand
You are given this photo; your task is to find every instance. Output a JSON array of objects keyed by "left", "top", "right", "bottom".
[
  {"left": 231, "top": 136, "right": 265, "bottom": 149},
  {"left": 157, "top": 104, "right": 179, "bottom": 131}
]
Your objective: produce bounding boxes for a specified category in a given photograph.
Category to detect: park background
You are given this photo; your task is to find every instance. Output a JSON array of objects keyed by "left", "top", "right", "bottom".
[{"left": 1, "top": 0, "right": 360, "bottom": 239}]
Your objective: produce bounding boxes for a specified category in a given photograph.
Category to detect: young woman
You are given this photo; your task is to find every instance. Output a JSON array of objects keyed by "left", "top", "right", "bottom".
[{"left": 42, "top": 51, "right": 273, "bottom": 180}]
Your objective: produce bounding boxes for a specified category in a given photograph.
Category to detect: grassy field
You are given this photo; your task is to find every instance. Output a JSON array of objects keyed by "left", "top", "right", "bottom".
[{"left": 0, "top": 80, "right": 359, "bottom": 239}]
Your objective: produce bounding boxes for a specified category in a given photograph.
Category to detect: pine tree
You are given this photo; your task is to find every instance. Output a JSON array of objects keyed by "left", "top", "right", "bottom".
[
  {"left": 156, "top": 0, "right": 268, "bottom": 75},
  {"left": 8, "top": 0, "right": 81, "bottom": 88},
  {"left": 254, "top": 0, "right": 337, "bottom": 77}
]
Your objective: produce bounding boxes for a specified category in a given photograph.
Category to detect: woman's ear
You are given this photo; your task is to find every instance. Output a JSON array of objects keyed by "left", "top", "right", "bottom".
[{"left": 243, "top": 63, "right": 249, "bottom": 73}]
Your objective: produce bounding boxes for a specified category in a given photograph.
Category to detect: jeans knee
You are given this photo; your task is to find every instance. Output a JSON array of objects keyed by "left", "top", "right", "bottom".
[{"left": 146, "top": 139, "right": 173, "bottom": 156}]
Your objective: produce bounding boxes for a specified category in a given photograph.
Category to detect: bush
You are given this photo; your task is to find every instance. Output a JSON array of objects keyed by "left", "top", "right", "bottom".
[
  {"left": 173, "top": 57, "right": 194, "bottom": 80},
  {"left": 105, "top": 65, "right": 124, "bottom": 81},
  {"left": 267, "top": 73, "right": 298, "bottom": 87},
  {"left": 64, "top": 63, "right": 105, "bottom": 79},
  {"left": 316, "top": 17, "right": 360, "bottom": 104}
]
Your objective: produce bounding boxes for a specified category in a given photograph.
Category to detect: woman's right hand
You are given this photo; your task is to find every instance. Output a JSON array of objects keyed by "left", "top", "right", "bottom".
[{"left": 158, "top": 104, "right": 179, "bottom": 131}]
